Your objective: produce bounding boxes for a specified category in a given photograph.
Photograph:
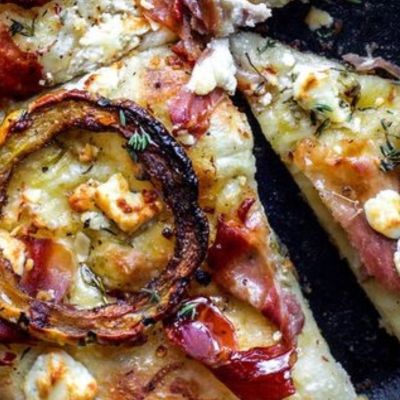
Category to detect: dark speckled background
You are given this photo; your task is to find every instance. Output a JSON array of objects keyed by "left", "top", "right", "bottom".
[{"left": 246, "top": 1, "right": 400, "bottom": 399}]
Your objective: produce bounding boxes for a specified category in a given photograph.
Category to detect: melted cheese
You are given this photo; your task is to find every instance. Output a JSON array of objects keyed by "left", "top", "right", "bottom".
[
  {"left": 0, "top": 0, "right": 172, "bottom": 87},
  {"left": 188, "top": 38, "right": 237, "bottom": 95},
  {"left": 24, "top": 350, "right": 98, "bottom": 400},
  {"left": 0, "top": 230, "right": 26, "bottom": 275}
]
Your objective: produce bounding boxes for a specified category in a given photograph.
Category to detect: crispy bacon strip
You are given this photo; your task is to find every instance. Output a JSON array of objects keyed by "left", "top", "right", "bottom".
[
  {"left": 0, "top": 22, "right": 43, "bottom": 99},
  {"left": 165, "top": 296, "right": 296, "bottom": 400},
  {"left": 294, "top": 138, "right": 400, "bottom": 292},
  {"left": 0, "top": 90, "right": 209, "bottom": 346}
]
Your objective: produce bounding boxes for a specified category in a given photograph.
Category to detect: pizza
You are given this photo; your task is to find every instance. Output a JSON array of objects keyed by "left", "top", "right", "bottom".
[
  {"left": 0, "top": 31, "right": 361, "bottom": 399},
  {"left": 0, "top": 0, "right": 281, "bottom": 103},
  {"left": 231, "top": 31, "right": 400, "bottom": 341}
]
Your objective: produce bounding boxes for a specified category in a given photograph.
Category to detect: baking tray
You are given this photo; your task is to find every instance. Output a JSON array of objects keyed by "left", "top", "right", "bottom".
[{"left": 246, "top": 1, "right": 400, "bottom": 399}]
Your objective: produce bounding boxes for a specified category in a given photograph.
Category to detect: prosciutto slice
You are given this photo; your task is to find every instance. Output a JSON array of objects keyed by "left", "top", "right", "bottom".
[
  {"left": 294, "top": 138, "right": 400, "bottom": 292},
  {"left": 165, "top": 296, "right": 296, "bottom": 400},
  {"left": 19, "top": 237, "right": 74, "bottom": 302},
  {"left": 208, "top": 215, "right": 304, "bottom": 343}
]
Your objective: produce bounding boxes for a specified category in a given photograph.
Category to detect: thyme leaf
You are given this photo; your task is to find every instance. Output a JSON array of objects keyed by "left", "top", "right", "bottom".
[
  {"left": 141, "top": 288, "right": 160, "bottom": 304},
  {"left": 314, "top": 104, "right": 333, "bottom": 114},
  {"left": 177, "top": 301, "right": 199, "bottom": 320},
  {"left": 379, "top": 119, "right": 400, "bottom": 172},
  {"left": 9, "top": 18, "right": 36, "bottom": 37},
  {"left": 315, "top": 118, "right": 331, "bottom": 137},
  {"left": 128, "top": 127, "right": 152, "bottom": 152}
]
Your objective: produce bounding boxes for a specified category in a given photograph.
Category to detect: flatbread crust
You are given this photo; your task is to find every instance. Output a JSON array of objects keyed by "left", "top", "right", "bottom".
[
  {"left": 0, "top": 44, "right": 358, "bottom": 399},
  {"left": 231, "top": 31, "right": 400, "bottom": 340}
]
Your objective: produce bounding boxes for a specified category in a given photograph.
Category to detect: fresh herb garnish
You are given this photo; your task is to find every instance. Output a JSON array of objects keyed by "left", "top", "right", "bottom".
[
  {"left": 258, "top": 38, "right": 277, "bottom": 54},
  {"left": 141, "top": 288, "right": 160, "bottom": 304},
  {"left": 9, "top": 18, "right": 36, "bottom": 37},
  {"left": 315, "top": 118, "right": 331, "bottom": 137},
  {"left": 314, "top": 104, "right": 333, "bottom": 114},
  {"left": 177, "top": 301, "right": 198, "bottom": 320},
  {"left": 80, "top": 264, "right": 108, "bottom": 304},
  {"left": 379, "top": 119, "right": 400, "bottom": 172},
  {"left": 128, "top": 127, "right": 152, "bottom": 153},
  {"left": 119, "top": 109, "right": 127, "bottom": 127}
]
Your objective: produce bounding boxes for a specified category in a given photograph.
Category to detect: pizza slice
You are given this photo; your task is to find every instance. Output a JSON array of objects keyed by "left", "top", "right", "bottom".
[
  {"left": 0, "top": 44, "right": 357, "bottom": 399},
  {"left": 0, "top": 0, "right": 278, "bottom": 102},
  {"left": 231, "top": 31, "right": 400, "bottom": 340}
]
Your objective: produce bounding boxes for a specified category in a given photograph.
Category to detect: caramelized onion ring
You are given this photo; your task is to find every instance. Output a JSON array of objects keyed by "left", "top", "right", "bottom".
[{"left": 0, "top": 90, "right": 209, "bottom": 345}]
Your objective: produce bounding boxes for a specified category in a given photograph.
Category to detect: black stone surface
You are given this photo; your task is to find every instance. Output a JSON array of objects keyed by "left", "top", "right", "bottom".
[{"left": 246, "top": 1, "right": 400, "bottom": 399}]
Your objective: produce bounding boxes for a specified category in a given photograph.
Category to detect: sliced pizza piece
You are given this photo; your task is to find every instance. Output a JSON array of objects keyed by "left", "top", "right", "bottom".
[
  {"left": 0, "top": 45, "right": 357, "bottom": 399},
  {"left": 231, "top": 31, "right": 400, "bottom": 340},
  {"left": 0, "top": 0, "right": 278, "bottom": 102}
]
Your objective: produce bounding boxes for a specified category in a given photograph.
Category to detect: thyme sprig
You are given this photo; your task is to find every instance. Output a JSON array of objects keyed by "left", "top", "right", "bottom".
[
  {"left": 379, "top": 119, "right": 400, "bottom": 172},
  {"left": 177, "top": 301, "right": 199, "bottom": 320}
]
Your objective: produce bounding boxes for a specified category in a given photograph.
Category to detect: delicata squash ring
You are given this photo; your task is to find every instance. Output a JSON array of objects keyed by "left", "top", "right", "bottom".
[{"left": 0, "top": 90, "right": 209, "bottom": 346}]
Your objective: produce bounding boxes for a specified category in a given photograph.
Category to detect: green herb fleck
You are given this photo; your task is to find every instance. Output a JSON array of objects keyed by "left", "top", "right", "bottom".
[
  {"left": 314, "top": 104, "right": 333, "bottom": 114},
  {"left": 177, "top": 301, "right": 198, "bottom": 320},
  {"left": 119, "top": 109, "right": 127, "bottom": 127},
  {"left": 315, "top": 118, "right": 331, "bottom": 137},
  {"left": 128, "top": 128, "right": 152, "bottom": 152},
  {"left": 141, "top": 288, "right": 160, "bottom": 304},
  {"left": 258, "top": 38, "right": 277, "bottom": 54},
  {"left": 9, "top": 18, "right": 36, "bottom": 37},
  {"left": 379, "top": 119, "right": 400, "bottom": 172}
]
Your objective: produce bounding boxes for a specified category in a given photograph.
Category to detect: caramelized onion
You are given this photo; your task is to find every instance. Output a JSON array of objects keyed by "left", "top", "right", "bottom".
[{"left": 0, "top": 89, "right": 209, "bottom": 345}]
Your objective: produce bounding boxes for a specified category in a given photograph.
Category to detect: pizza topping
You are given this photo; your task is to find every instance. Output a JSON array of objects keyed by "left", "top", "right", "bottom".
[
  {"left": 294, "top": 138, "right": 400, "bottom": 292},
  {"left": 364, "top": 190, "right": 400, "bottom": 239},
  {"left": 94, "top": 173, "right": 163, "bottom": 234},
  {"left": 0, "top": 22, "right": 43, "bottom": 99},
  {"left": 343, "top": 53, "right": 400, "bottom": 80},
  {"left": 23, "top": 350, "right": 98, "bottom": 400},
  {"left": 0, "top": 90, "right": 208, "bottom": 345},
  {"left": 208, "top": 216, "right": 304, "bottom": 342},
  {"left": 169, "top": 87, "right": 224, "bottom": 137},
  {"left": 0, "top": 230, "right": 27, "bottom": 276},
  {"left": 187, "top": 38, "right": 237, "bottom": 96},
  {"left": 292, "top": 67, "right": 355, "bottom": 124},
  {"left": 19, "top": 237, "right": 74, "bottom": 303},
  {"left": 165, "top": 296, "right": 296, "bottom": 400},
  {"left": 144, "top": 0, "right": 270, "bottom": 60},
  {"left": 165, "top": 297, "right": 238, "bottom": 365}
]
